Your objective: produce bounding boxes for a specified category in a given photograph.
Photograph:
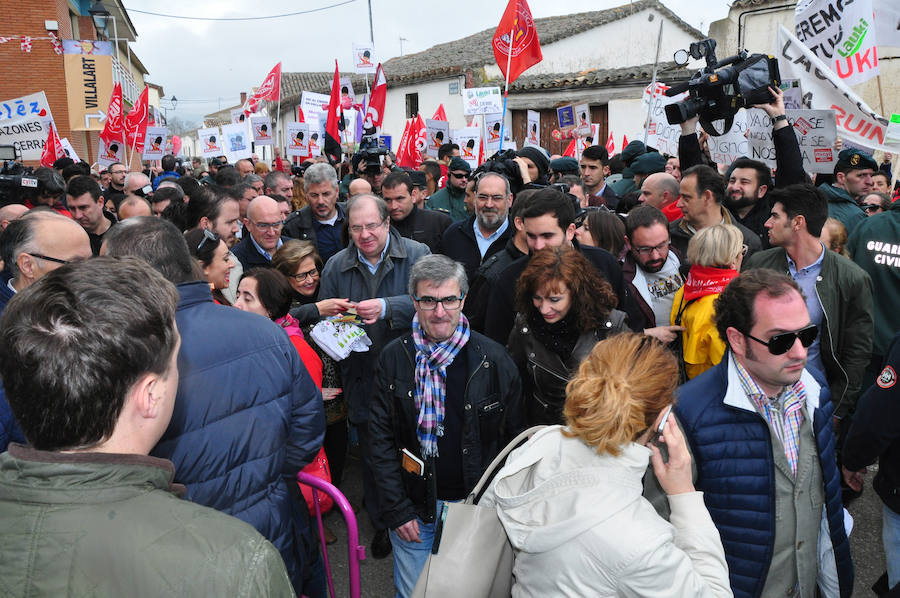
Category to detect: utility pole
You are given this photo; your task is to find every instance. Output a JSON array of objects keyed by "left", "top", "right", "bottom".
[
  {"left": 399, "top": 36, "right": 408, "bottom": 56},
  {"left": 368, "top": 0, "right": 374, "bottom": 43}
]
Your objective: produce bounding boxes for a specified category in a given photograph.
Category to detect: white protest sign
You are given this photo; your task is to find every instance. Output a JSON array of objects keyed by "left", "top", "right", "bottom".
[
  {"left": 60, "top": 138, "right": 80, "bottom": 163},
  {"left": 454, "top": 127, "right": 481, "bottom": 168},
  {"left": 0, "top": 116, "right": 50, "bottom": 160},
  {"left": 0, "top": 91, "right": 53, "bottom": 123},
  {"left": 705, "top": 112, "right": 750, "bottom": 166},
  {"left": 286, "top": 122, "right": 310, "bottom": 158},
  {"left": 251, "top": 115, "right": 273, "bottom": 146},
  {"left": 794, "top": 0, "right": 879, "bottom": 87},
  {"left": 886, "top": 114, "right": 900, "bottom": 146},
  {"left": 307, "top": 117, "right": 322, "bottom": 157},
  {"left": 641, "top": 82, "right": 687, "bottom": 157},
  {"left": 97, "top": 137, "right": 124, "bottom": 168},
  {"left": 199, "top": 127, "right": 223, "bottom": 157},
  {"left": 425, "top": 119, "right": 449, "bottom": 157},
  {"left": 876, "top": 3, "right": 900, "bottom": 48},
  {"left": 484, "top": 113, "right": 503, "bottom": 154},
  {"left": 142, "top": 126, "right": 168, "bottom": 160},
  {"left": 230, "top": 108, "right": 247, "bottom": 124},
  {"left": 222, "top": 122, "right": 251, "bottom": 161},
  {"left": 339, "top": 77, "right": 356, "bottom": 106},
  {"left": 301, "top": 91, "right": 330, "bottom": 123},
  {"left": 463, "top": 87, "right": 502, "bottom": 116},
  {"left": 574, "top": 103, "right": 591, "bottom": 136},
  {"left": 777, "top": 25, "right": 899, "bottom": 152},
  {"left": 525, "top": 110, "right": 540, "bottom": 147},
  {"left": 747, "top": 108, "right": 837, "bottom": 173},
  {"left": 352, "top": 43, "right": 376, "bottom": 74},
  {"left": 781, "top": 80, "right": 805, "bottom": 109}
]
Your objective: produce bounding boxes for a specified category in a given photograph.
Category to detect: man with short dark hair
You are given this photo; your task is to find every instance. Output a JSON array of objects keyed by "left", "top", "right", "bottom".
[
  {"left": 820, "top": 148, "right": 874, "bottom": 234},
  {"left": 419, "top": 160, "right": 442, "bottom": 198},
  {"left": 383, "top": 171, "right": 451, "bottom": 254},
  {"left": 745, "top": 183, "right": 873, "bottom": 420},
  {"left": 104, "top": 161, "right": 127, "bottom": 207},
  {"left": 369, "top": 254, "right": 523, "bottom": 596},
  {"left": 725, "top": 157, "right": 774, "bottom": 246},
  {"left": 426, "top": 157, "right": 470, "bottom": 222},
  {"left": 670, "top": 164, "right": 762, "bottom": 260},
  {"left": 151, "top": 185, "right": 185, "bottom": 218},
  {"left": 0, "top": 256, "right": 295, "bottom": 596},
  {"left": 672, "top": 269, "right": 852, "bottom": 598},
  {"left": 152, "top": 154, "right": 179, "bottom": 190},
  {"left": 22, "top": 167, "right": 71, "bottom": 217},
  {"left": 872, "top": 170, "right": 891, "bottom": 195},
  {"left": 103, "top": 217, "right": 326, "bottom": 595},
  {"left": 264, "top": 170, "right": 293, "bottom": 198},
  {"left": 214, "top": 166, "right": 241, "bottom": 188},
  {"left": 282, "top": 163, "right": 347, "bottom": 262},
  {"left": 66, "top": 175, "right": 115, "bottom": 255},
  {"left": 579, "top": 145, "right": 618, "bottom": 208},
  {"left": 441, "top": 172, "right": 513, "bottom": 282}
]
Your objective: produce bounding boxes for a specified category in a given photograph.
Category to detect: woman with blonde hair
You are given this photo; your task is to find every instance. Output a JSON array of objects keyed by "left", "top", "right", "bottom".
[
  {"left": 670, "top": 223, "right": 744, "bottom": 379},
  {"left": 254, "top": 160, "right": 270, "bottom": 176},
  {"left": 482, "top": 333, "right": 731, "bottom": 597}
]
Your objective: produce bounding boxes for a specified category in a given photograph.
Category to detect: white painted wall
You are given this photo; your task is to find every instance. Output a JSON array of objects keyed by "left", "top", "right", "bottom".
[{"left": 608, "top": 98, "right": 649, "bottom": 155}]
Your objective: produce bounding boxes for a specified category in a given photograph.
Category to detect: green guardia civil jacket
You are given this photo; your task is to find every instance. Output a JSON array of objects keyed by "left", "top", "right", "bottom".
[
  {"left": 0, "top": 446, "right": 295, "bottom": 598},
  {"left": 819, "top": 183, "right": 867, "bottom": 236},
  {"left": 425, "top": 184, "right": 469, "bottom": 222}
]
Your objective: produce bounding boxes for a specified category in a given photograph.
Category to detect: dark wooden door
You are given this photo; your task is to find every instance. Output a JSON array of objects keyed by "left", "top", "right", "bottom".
[{"left": 511, "top": 105, "right": 608, "bottom": 155}]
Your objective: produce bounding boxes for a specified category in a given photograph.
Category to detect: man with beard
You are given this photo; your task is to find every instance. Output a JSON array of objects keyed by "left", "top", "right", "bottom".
[
  {"left": 621, "top": 205, "right": 687, "bottom": 342},
  {"left": 382, "top": 171, "right": 451, "bottom": 254},
  {"left": 725, "top": 158, "right": 776, "bottom": 248},
  {"left": 441, "top": 172, "right": 513, "bottom": 282}
]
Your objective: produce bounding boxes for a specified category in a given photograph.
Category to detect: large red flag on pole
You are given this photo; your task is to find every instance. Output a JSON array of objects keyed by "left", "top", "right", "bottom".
[
  {"left": 492, "top": 0, "right": 541, "bottom": 151},
  {"left": 124, "top": 86, "right": 149, "bottom": 160},
  {"left": 432, "top": 104, "right": 447, "bottom": 121},
  {"left": 324, "top": 60, "right": 343, "bottom": 161},
  {"left": 40, "top": 122, "right": 65, "bottom": 168},
  {"left": 99, "top": 82, "right": 124, "bottom": 147},
  {"left": 396, "top": 119, "right": 412, "bottom": 166},
  {"left": 363, "top": 63, "right": 386, "bottom": 135},
  {"left": 243, "top": 62, "right": 282, "bottom": 116}
]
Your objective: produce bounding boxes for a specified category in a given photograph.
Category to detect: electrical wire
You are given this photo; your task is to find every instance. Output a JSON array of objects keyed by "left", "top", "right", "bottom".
[{"left": 126, "top": 0, "right": 358, "bottom": 21}]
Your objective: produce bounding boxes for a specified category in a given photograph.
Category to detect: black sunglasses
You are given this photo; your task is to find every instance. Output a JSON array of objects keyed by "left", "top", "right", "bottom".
[
  {"left": 861, "top": 204, "right": 882, "bottom": 213},
  {"left": 744, "top": 324, "right": 818, "bottom": 355}
]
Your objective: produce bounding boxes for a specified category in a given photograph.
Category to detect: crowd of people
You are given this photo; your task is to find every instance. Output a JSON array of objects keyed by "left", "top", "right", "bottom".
[{"left": 0, "top": 83, "right": 898, "bottom": 597}]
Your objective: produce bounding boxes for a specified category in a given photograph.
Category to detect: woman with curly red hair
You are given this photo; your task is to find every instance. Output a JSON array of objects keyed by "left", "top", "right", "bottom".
[{"left": 507, "top": 245, "right": 628, "bottom": 425}]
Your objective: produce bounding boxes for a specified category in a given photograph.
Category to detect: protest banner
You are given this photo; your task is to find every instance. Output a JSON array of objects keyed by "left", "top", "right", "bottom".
[
  {"left": 0, "top": 91, "right": 52, "bottom": 123},
  {"left": 62, "top": 40, "right": 113, "bottom": 131},
  {"left": 876, "top": 3, "right": 900, "bottom": 48},
  {"left": 484, "top": 113, "right": 503, "bottom": 154},
  {"left": 0, "top": 116, "right": 50, "bottom": 161},
  {"left": 251, "top": 115, "right": 273, "bottom": 146},
  {"left": 222, "top": 122, "right": 251, "bottom": 161},
  {"left": 641, "top": 82, "right": 687, "bottom": 157},
  {"left": 886, "top": 114, "right": 900, "bottom": 146},
  {"left": 781, "top": 80, "right": 805, "bottom": 109},
  {"left": 556, "top": 105, "right": 575, "bottom": 136},
  {"left": 199, "top": 127, "right": 222, "bottom": 157},
  {"left": 286, "top": 122, "right": 310, "bottom": 158},
  {"left": 747, "top": 108, "right": 837, "bottom": 173},
  {"left": 142, "top": 126, "right": 168, "bottom": 160},
  {"left": 97, "top": 137, "right": 124, "bottom": 168},
  {"left": 706, "top": 111, "right": 750, "bottom": 166},
  {"left": 59, "top": 137, "right": 80, "bottom": 163},
  {"left": 300, "top": 91, "right": 330, "bottom": 136},
  {"left": 425, "top": 119, "right": 450, "bottom": 158},
  {"left": 574, "top": 103, "right": 591, "bottom": 136},
  {"left": 353, "top": 42, "right": 376, "bottom": 74},
  {"left": 308, "top": 125, "right": 322, "bottom": 157},
  {"left": 463, "top": 87, "right": 502, "bottom": 116},
  {"left": 794, "top": 0, "right": 879, "bottom": 87},
  {"left": 525, "top": 110, "right": 540, "bottom": 147},
  {"left": 777, "top": 25, "right": 899, "bottom": 152},
  {"left": 230, "top": 108, "right": 246, "bottom": 124},
  {"left": 454, "top": 127, "right": 481, "bottom": 169}
]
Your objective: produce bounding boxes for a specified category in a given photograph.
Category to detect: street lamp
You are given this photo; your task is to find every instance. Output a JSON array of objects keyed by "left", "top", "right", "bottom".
[
  {"left": 88, "top": 1, "right": 110, "bottom": 35},
  {"left": 160, "top": 96, "right": 178, "bottom": 124}
]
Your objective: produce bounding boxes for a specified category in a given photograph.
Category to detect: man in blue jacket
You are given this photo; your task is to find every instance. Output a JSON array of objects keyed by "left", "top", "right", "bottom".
[
  {"left": 103, "top": 217, "right": 326, "bottom": 596},
  {"left": 675, "top": 269, "right": 852, "bottom": 598}
]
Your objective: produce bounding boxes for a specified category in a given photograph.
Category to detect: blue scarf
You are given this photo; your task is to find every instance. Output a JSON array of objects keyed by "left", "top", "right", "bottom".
[{"left": 412, "top": 313, "right": 470, "bottom": 458}]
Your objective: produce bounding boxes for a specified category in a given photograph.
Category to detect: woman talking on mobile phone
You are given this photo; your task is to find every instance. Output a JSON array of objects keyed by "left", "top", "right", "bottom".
[{"left": 482, "top": 333, "right": 732, "bottom": 597}]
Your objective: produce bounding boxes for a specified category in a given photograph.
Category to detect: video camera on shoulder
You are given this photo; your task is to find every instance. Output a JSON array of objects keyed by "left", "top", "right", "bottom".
[
  {"left": 664, "top": 38, "right": 780, "bottom": 136},
  {"left": 0, "top": 145, "right": 36, "bottom": 205},
  {"left": 355, "top": 133, "right": 389, "bottom": 175}
]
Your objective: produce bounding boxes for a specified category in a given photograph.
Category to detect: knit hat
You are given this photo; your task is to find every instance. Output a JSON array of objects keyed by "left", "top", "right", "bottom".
[{"left": 517, "top": 146, "right": 550, "bottom": 182}]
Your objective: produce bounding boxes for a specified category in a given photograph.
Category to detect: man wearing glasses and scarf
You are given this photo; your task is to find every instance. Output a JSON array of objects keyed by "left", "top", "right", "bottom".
[{"left": 368, "top": 254, "right": 523, "bottom": 598}]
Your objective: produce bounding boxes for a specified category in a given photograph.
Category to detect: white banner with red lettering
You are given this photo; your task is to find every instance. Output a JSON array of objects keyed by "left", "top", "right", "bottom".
[{"left": 794, "top": 0, "right": 879, "bottom": 87}]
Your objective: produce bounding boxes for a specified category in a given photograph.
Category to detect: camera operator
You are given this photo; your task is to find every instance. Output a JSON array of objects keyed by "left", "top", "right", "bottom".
[
  {"left": 21, "top": 167, "right": 71, "bottom": 218},
  {"left": 677, "top": 86, "right": 805, "bottom": 247}
]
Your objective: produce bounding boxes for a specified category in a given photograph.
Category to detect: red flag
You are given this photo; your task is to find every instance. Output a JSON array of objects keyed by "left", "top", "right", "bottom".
[
  {"left": 605, "top": 131, "right": 615, "bottom": 155},
  {"left": 492, "top": 0, "right": 542, "bottom": 84},
  {"left": 40, "top": 122, "right": 65, "bottom": 168},
  {"left": 243, "top": 62, "right": 282, "bottom": 116},
  {"left": 324, "top": 60, "right": 343, "bottom": 160},
  {"left": 411, "top": 114, "right": 427, "bottom": 168},
  {"left": 622, "top": 134, "right": 628, "bottom": 152},
  {"left": 297, "top": 106, "right": 305, "bottom": 123},
  {"left": 363, "top": 63, "right": 386, "bottom": 135},
  {"left": 432, "top": 104, "right": 447, "bottom": 121},
  {"left": 124, "top": 86, "right": 149, "bottom": 151},
  {"left": 99, "top": 82, "right": 124, "bottom": 147},
  {"left": 396, "top": 119, "right": 412, "bottom": 167},
  {"left": 562, "top": 138, "right": 577, "bottom": 158}
]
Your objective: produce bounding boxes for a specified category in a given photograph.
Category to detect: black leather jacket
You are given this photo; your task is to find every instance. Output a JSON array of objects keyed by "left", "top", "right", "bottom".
[
  {"left": 368, "top": 331, "right": 524, "bottom": 529},
  {"left": 507, "top": 310, "right": 629, "bottom": 426}
]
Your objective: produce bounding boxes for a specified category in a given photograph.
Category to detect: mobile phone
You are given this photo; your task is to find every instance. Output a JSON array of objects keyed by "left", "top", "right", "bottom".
[
  {"left": 400, "top": 448, "right": 425, "bottom": 476},
  {"left": 651, "top": 405, "right": 674, "bottom": 445}
]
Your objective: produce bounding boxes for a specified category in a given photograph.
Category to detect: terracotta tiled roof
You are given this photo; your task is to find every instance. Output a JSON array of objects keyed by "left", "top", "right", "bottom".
[{"left": 503, "top": 61, "right": 691, "bottom": 92}]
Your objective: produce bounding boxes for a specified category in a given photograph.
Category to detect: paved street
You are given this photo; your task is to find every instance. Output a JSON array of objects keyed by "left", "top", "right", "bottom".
[{"left": 314, "top": 453, "right": 887, "bottom": 597}]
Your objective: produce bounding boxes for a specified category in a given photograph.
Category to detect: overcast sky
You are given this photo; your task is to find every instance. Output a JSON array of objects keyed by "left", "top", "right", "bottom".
[{"left": 126, "top": 0, "right": 734, "bottom": 123}]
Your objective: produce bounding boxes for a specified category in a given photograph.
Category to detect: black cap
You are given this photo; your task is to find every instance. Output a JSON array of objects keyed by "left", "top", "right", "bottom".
[{"left": 836, "top": 148, "right": 877, "bottom": 172}]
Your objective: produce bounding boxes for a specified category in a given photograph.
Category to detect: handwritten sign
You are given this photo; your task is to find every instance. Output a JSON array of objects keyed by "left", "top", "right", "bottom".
[
  {"left": 463, "top": 87, "right": 502, "bottom": 116},
  {"left": 795, "top": 0, "right": 879, "bottom": 87},
  {"left": 705, "top": 112, "right": 750, "bottom": 166},
  {"left": 747, "top": 108, "right": 838, "bottom": 173},
  {"left": 0, "top": 116, "right": 50, "bottom": 161},
  {"left": 641, "top": 83, "right": 687, "bottom": 157},
  {"left": 0, "top": 91, "right": 52, "bottom": 123}
]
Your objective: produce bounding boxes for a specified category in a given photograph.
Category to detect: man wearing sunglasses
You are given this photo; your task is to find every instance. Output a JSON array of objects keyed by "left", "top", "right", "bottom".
[
  {"left": 745, "top": 184, "right": 873, "bottom": 426},
  {"left": 426, "top": 157, "right": 471, "bottom": 222},
  {"left": 671, "top": 269, "right": 852, "bottom": 598}
]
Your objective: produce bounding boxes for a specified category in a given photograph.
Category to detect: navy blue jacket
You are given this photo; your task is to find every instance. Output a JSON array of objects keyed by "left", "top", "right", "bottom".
[
  {"left": 0, "top": 274, "right": 25, "bottom": 452},
  {"left": 230, "top": 235, "right": 292, "bottom": 271},
  {"left": 676, "top": 355, "right": 853, "bottom": 598},
  {"left": 150, "top": 282, "right": 325, "bottom": 591}
]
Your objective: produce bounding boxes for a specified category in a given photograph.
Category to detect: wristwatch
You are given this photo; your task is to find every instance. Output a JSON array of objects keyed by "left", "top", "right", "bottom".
[{"left": 772, "top": 114, "right": 788, "bottom": 124}]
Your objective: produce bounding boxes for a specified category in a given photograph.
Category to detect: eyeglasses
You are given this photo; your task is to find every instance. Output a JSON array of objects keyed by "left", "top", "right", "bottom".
[
  {"left": 349, "top": 219, "right": 387, "bottom": 234},
  {"left": 27, "top": 253, "right": 73, "bottom": 265},
  {"left": 449, "top": 172, "right": 469, "bottom": 180},
  {"left": 197, "top": 229, "right": 219, "bottom": 251},
  {"left": 290, "top": 267, "right": 319, "bottom": 282},
  {"left": 414, "top": 295, "right": 464, "bottom": 311},
  {"left": 744, "top": 324, "right": 818, "bottom": 355},
  {"left": 110, "top": 169, "right": 127, "bottom": 175},
  {"left": 249, "top": 220, "right": 284, "bottom": 231},
  {"left": 633, "top": 240, "right": 669, "bottom": 256},
  {"left": 862, "top": 204, "right": 882, "bottom": 213},
  {"left": 476, "top": 193, "right": 506, "bottom": 203}
]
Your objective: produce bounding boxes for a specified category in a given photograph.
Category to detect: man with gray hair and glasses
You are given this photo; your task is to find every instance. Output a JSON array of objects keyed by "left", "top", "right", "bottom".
[
  {"left": 283, "top": 163, "right": 347, "bottom": 262},
  {"left": 368, "top": 254, "right": 523, "bottom": 596}
]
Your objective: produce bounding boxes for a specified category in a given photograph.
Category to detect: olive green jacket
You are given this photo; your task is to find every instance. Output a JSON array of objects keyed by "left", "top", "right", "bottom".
[{"left": 0, "top": 446, "right": 295, "bottom": 598}]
